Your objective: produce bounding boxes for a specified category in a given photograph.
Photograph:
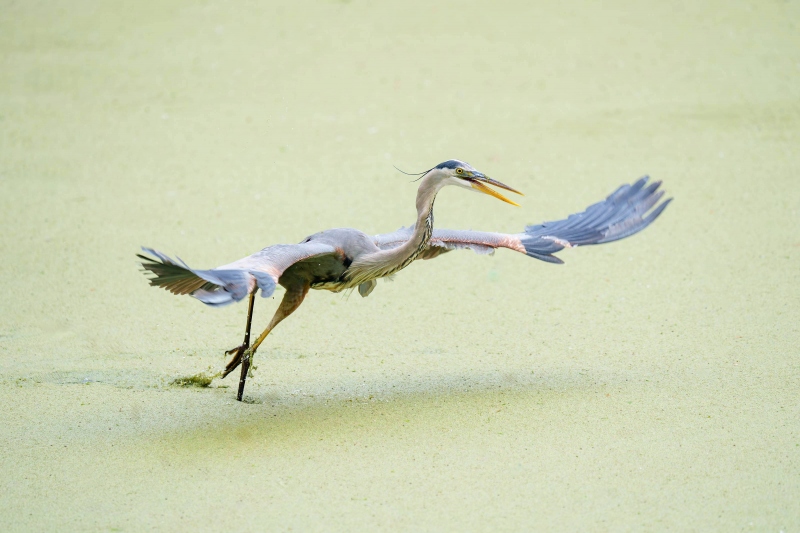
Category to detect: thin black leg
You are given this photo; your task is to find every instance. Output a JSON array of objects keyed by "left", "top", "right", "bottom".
[
  {"left": 242, "top": 289, "right": 256, "bottom": 347},
  {"left": 237, "top": 355, "right": 250, "bottom": 401},
  {"left": 235, "top": 291, "right": 256, "bottom": 401},
  {"left": 222, "top": 290, "right": 257, "bottom": 379}
]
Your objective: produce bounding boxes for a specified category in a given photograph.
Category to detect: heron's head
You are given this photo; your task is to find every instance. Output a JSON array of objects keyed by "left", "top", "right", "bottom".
[{"left": 430, "top": 159, "right": 523, "bottom": 206}]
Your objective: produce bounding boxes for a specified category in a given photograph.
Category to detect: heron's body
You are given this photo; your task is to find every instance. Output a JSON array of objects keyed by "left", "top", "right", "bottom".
[
  {"left": 139, "top": 160, "right": 671, "bottom": 400},
  {"left": 220, "top": 227, "right": 378, "bottom": 294}
]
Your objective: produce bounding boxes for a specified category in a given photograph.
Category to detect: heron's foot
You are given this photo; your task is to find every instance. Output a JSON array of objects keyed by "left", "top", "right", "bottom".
[
  {"left": 221, "top": 343, "right": 248, "bottom": 378},
  {"left": 222, "top": 344, "right": 259, "bottom": 379}
]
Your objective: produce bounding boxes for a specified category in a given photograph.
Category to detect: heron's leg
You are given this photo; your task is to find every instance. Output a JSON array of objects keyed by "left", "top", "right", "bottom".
[
  {"left": 222, "top": 290, "right": 257, "bottom": 373},
  {"left": 229, "top": 283, "right": 310, "bottom": 402}
]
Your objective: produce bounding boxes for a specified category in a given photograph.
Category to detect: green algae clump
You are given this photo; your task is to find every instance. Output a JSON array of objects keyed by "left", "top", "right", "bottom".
[{"left": 171, "top": 372, "right": 216, "bottom": 388}]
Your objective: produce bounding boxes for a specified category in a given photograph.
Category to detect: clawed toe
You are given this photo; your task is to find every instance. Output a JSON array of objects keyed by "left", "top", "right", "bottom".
[
  {"left": 225, "top": 345, "right": 243, "bottom": 356},
  {"left": 222, "top": 344, "right": 247, "bottom": 378}
]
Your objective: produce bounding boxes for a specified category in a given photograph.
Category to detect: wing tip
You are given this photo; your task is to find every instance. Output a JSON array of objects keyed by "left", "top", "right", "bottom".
[{"left": 519, "top": 176, "right": 672, "bottom": 257}]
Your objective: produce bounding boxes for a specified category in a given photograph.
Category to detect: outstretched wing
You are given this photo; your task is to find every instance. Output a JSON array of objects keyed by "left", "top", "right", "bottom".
[
  {"left": 138, "top": 241, "right": 341, "bottom": 307},
  {"left": 373, "top": 176, "right": 670, "bottom": 264}
]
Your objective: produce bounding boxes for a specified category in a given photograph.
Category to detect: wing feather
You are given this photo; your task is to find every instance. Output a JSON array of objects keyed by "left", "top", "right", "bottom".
[
  {"left": 139, "top": 242, "right": 339, "bottom": 307},
  {"left": 521, "top": 176, "right": 671, "bottom": 262}
]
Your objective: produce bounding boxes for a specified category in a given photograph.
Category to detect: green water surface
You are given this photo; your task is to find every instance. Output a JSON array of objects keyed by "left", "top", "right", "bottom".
[{"left": 1, "top": 0, "right": 798, "bottom": 530}]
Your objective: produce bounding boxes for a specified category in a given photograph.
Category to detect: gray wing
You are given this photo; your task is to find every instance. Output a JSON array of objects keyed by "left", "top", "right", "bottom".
[
  {"left": 519, "top": 176, "right": 670, "bottom": 263},
  {"left": 138, "top": 241, "right": 341, "bottom": 307},
  {"left": 373, "top": 176, "right": 670, "bottom": 265}
]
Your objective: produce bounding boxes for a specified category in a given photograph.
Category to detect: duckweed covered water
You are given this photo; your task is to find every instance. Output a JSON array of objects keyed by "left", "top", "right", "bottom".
[{"left": 1, "top": 0, "right": 798, "bottom": 530}]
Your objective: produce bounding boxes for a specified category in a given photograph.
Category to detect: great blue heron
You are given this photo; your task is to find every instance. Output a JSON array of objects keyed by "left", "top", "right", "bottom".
[{"left": 139, "top": 160, "right": 670, "bottom": 401}]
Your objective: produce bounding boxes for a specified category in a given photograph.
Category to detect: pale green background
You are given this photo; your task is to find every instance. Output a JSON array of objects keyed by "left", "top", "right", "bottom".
[{"left": 1, "top": 0, "right": 798, "bottom": 531}]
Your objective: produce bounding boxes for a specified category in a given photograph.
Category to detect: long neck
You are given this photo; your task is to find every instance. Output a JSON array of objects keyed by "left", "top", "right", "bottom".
[
  {"left": 347, "top": 173, "right": 442, "bottom": 283},
  {"left": 392, "top": 178, "right": 439, "bottom": 266}
]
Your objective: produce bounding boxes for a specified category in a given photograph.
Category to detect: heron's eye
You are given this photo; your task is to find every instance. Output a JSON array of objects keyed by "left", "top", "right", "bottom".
[{"left": 456, "top": 168, "right": 464, "bottom": 175}]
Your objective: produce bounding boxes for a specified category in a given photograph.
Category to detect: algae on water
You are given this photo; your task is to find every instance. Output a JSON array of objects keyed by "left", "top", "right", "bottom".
[{"left": 171, "top": 372, "right": 215, "bottom": 388}]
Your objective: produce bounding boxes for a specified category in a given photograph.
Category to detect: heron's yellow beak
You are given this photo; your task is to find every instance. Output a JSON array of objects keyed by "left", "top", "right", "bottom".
[{"left": 469, "top": 176, "right": 524, "bottom": 207}]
